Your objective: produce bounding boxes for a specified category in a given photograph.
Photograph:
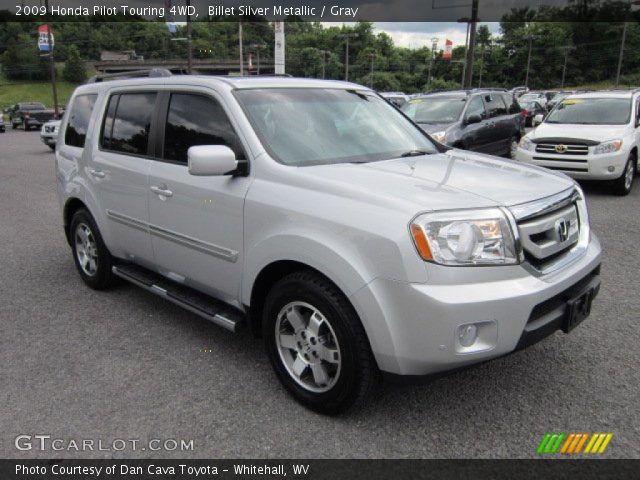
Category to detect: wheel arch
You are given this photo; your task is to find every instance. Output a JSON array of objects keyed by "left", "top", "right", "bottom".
[{"left": 63, "top": 197, "right": 89, "bottom": 245}]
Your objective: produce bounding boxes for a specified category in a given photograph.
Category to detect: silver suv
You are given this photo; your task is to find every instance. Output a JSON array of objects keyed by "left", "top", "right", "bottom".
[{"left": 56, "top": 72, "right": 602, "bottom": 414}]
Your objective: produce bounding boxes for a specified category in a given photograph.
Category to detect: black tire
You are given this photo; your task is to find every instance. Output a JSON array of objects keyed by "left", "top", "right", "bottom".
[
  {"left": 11, "top": 120, "right": 18, "bottom": 129},
  {"left": 48, "top": 144, "right": 55, "bottom": 151},
  {"left": 69, "top": 208, "right": 118, "bottom": 290},
  {"left": 612, "top": 153, "right": 635, "bottom": 196},
  {"left": 23, "top": 121, "right": 29, "bottom": 131},
  {"left": 263, "top": 271, "right": 378, "bottom": 415}
]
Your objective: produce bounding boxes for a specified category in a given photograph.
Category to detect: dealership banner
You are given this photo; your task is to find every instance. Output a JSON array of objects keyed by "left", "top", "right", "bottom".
[
  {"left": 1, "top": 459, "right": 638, "bottom": 479},
  {"left": 4, "top": 0, "right": 640, "bottom": 22},
  {"left": 37, "top": 24, "right": 53, "bottom": 52}
]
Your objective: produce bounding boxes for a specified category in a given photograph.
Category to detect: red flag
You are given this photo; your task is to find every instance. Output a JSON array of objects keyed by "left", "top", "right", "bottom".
[{"left": 443, "top": 39, "right": 453, "bottom": 61}]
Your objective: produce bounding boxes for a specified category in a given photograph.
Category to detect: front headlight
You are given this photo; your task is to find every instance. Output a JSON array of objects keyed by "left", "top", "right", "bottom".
[
  {"left": 410, "top": 208, "right": 519, "bottom": 266},
  {"left": 431, "top": 130, "right": 446, "bottom": 143},
  {"left": 594, "top": 139, "right": 622, "bottom": 155},
  {"left": 519, "top": 137, "right": 535, "bottom": 151}
]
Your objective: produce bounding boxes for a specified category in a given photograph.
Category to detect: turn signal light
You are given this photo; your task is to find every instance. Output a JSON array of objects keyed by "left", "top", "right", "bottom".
[{"left": 410, "top": 224, "right": 433, "bottom": 261}]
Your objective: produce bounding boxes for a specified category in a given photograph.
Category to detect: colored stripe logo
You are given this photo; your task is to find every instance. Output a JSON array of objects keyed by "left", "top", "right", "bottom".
[{"left": 537, "top": 433, "right": 613, "bottom": 454}]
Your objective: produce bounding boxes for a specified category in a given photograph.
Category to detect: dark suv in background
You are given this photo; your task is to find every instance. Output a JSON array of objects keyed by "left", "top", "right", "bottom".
[{"left": 401, "top": 89, "right": 525, "bottom": 158}]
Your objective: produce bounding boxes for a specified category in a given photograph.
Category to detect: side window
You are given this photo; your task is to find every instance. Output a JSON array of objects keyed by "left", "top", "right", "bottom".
[
  {"left": 100, "top": 92, "right": 156, "bottom": 156},
  {"left": 484, "top": 95, "right": 508, "bottom": 118},
  {"left": 65, "top": 94, "right": 97, "bottom": 148},
  {"left": 465, "top": 96, "right": 486, "bottom": 120},
  {"left": 163, "top": 93, "right": 245, "bottom": 163}
]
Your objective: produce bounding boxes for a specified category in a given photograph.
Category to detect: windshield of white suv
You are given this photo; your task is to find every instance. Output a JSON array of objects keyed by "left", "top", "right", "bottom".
[
  {"left": 235, "top": 88, "right": 438, "bottom": 166},
  {"left": 400, "top": 97, "right": 465, "bottom": 124},
  {"left": 545, "top": 97, "right": 632, "bottom": 125}
]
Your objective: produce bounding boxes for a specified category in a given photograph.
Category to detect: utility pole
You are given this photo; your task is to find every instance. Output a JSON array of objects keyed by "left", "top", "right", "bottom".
[
  {"left": 561, "top": 45, "right": 575, "bottom": 88},
  {"left": 478, "top": 43, "right": 486, "bottom": 87},
  {"left": 460, "top": 20, "right": 470, "bottom": 87},
  {"left": 463, "top": 0, "right": 479, "bottom": 89},
  {"left": 338, "top": 32, "right": 358, "bottom": 81},
  {"left": 427, "top": 37, "right": 438, "bottom": 89},
  {"left": 369, "top": 52, "right": 375, "bottom": 88},
  {"left": 524, "top": 34, "right": 536, "bottom": 88},
  {"left": 186, "top": 0, "right": 192, "bottom": 74},
  {"left": 43, "top": 0, "right": 59, "bottom": 119},
  {"left": 239, "top": 22, "right": 244, "bottom": 75},
  {"left": 319, "top": 49, "right": 329, "bottom": 79},
  {"left": 615, "top": 21, "right": 628, "bottom": 87}
]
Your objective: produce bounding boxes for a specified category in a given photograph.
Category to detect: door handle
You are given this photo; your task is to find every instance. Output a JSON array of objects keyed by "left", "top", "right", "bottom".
[
  {"left": 88, "top": 168, "right": 105, "bottom": 179},
  {"left": 150, "top": 185, "right": 173, "bottom": 198}
]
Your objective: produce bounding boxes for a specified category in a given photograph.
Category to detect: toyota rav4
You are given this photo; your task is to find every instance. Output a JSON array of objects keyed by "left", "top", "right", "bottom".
[{"left": 56, "top": 72, "right": 602, "bottom": 414}]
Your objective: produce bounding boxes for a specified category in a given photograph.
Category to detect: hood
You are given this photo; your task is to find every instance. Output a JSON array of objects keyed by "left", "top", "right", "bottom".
[
  {"left": 417, "top": 122, "right": 455, "bottom": 134},
  {"left": 531, "top": 122, "right": 627, "bottom": 143},
  {"left": 304, "top": 150, "right": 574, "bottom": 213}
]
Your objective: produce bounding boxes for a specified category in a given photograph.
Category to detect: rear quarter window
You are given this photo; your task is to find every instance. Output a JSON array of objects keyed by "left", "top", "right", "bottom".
[
  {"left": 64, "top": 94, "right": 98, "bottom": 148},
  {"left": 100, "top": 92, "right": 157, "bottom": 156}
]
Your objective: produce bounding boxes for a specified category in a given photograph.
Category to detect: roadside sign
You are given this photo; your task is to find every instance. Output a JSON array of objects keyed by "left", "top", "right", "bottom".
[
  {"left": 38, "top": 24, "right": 54, "bottom": 52},
  {"left": 443, "top": 39, "right": 452, "bottom": 60}
]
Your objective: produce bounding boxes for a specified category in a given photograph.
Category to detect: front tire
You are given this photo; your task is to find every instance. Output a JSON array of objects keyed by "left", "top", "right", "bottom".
[
  {"left": 612, "top": 153, "right": 635, "bottom": 196},
  {"left": 69, "top": 209, "right": 118, "bottom": 289},
  {"left": 263, "top": 271, "right": 378, "bottom": 414}
]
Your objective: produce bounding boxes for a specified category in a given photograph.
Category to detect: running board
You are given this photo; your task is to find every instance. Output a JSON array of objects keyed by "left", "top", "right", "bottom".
[{"left": 112, "top": 264, "right": 245, "bottom": 333}]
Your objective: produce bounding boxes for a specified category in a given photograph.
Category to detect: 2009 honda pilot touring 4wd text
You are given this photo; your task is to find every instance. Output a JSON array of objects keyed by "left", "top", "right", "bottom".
[{"left": 56, "top": 72, "right": 601, "bottom": 414}]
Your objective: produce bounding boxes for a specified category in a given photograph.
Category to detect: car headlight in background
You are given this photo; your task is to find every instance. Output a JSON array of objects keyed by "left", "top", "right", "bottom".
[
  {"left": 410, "top": 208, "right": 519, "bottom": 266},
  {"left": 594, "top": 139, "right": 622, "bottom": 155},
  {"left": 519, "top": 137, "right": 535, "bottom": 151},
  {"left": 430, "top": 131, "right": 446, "bottom": 144}
]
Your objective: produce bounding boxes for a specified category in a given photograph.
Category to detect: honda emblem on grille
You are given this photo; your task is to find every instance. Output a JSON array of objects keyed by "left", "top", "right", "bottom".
[
  {"left": 555, "top": 144, "right": 568, "bottom": 153},
  {"left": 555, "top": 218, "right": 570, "bottom": 242}
]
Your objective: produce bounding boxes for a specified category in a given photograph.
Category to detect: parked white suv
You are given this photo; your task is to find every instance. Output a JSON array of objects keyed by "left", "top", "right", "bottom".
[
  {"left": 56, "top": 72, "right": 601, "bottom": 413},
  {"left": 516, "top": 90, "right": 640, "bottom": 195}
]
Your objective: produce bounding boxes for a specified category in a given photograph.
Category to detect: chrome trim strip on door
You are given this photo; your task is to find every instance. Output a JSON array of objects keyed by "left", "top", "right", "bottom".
[
  {"left": 106, "top": 210, "right": 149, "bottom": 232},
  {"left": 106, "top": 210, "right": 239, "bottom": 263},
  {"left": 148, "top": 225, "right": 239, "bottom": 263}
]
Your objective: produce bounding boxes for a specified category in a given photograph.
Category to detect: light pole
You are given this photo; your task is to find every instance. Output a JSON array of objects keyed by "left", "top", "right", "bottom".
[
  {"left": 186, "top": 0, "right": 192, "bottom": 74},
  {"left": 560, "top": 45, "right": 575, "bottom": 88},
  {"left": 238, "top": 22, "right": 244, "bottom": 75},
  {"left": 338, "top": 32, "right": 358, "bottom": 81},
  {"left": 43, "top": 0, "right": 59, "bottom": 119},
  {"left": 250, "top": 43, "right": 266, "bottom": 75},
  {"left": 463, "top": 0, "right": 479, "bottom": 89},
  {"left": 319, "top": 49, "right": 329, "bottom": 79},
  {"left": 427, "top": 37, "right": 438, "bottom": 89},
  {"left": 458, "top": 18, "right": 470, "bottom": 88},
  {"left": 369, "top": 52, "right": 376, "bottom": 88},
  {"left": 524, "top": 34, "right": 537, "bottom": 89}
]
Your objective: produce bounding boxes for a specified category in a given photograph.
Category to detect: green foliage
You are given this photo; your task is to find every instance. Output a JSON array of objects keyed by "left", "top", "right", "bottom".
[
  {"left": 1, "top": 34, "right": 50, "bottom": 80},
  {"left": 63, "top": 45, "right": 86, "bottom": 82}
]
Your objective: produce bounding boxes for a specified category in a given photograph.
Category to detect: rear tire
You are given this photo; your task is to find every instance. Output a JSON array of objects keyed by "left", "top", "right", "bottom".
[
  {"left": 263, "top": 271, "right": 378, "bottom": 414},
  {"left": 23, "top": 121, "right": 29, "bottom": 131},
  {"left": 69, "top": 209, "right": 118, "bottom": 290},
  {"left": 612, "top": 153, "right": 635, "bottom": 196}
]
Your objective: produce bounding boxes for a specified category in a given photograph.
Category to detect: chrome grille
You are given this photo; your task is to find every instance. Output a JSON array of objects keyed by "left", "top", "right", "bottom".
[
  {"left": 512, "top": 189, "right": 582, "bottom": 270},
  {"left": 535, "top": 142, "right": 589, "bottom": 155}
]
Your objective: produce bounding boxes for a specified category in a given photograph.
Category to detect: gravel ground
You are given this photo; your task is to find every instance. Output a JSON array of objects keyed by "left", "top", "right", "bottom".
[{"left": 1, "top": 129, "right": 638, "bottom": 459}]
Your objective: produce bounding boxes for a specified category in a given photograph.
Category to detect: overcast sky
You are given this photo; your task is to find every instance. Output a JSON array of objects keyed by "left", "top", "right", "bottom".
[{"left": 373, "top": 22, "right": 502, "bottom": 49}]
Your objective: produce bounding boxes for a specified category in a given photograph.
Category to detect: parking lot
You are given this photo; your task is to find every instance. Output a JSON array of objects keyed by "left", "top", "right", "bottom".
[{"left": 1, "top": 128, "right": 639, "bottom": 459}]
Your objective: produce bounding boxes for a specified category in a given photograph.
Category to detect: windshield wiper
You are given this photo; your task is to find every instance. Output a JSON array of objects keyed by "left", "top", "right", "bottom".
[{"left": 400, "top": 150, "right": 430, "bottom": 157}]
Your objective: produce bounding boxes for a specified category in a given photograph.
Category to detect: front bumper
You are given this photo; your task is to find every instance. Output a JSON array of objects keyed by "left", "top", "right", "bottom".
[
  {"left": 41, "top": 134, "right": 57, "bottom": 146},
  {"left": 516, "top": 147, "right": 628, "bottom": 180},
  {"left": 350, "top": 234, "right": 601, "bottom": 376}
]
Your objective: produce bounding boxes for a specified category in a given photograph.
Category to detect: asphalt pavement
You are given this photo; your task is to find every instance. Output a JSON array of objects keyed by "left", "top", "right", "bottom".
[{"left": 1, "top": 129, "right": 638, "bottom": 459}]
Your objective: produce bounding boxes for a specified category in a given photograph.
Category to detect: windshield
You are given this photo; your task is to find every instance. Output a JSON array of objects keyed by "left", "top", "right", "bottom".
[
  {"left": 519, "top": 94, "right": 539, "bottom": 103},
  {"left": 21, "top": 103, "right": 46, "bottom": 110},
  {"left": 401, "top": 97, "right": 465, "bottom": 124},
  {"left": 545, "top": 97, "right": 631, "bottom": 125},
  {"left": 235, "top": 88, "right": 438, "bottom": 166}
]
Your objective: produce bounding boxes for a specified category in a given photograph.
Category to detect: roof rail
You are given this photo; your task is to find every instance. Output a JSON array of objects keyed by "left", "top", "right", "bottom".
[{"left": 87, "top": 68, "right": 173, "bottom": 83}]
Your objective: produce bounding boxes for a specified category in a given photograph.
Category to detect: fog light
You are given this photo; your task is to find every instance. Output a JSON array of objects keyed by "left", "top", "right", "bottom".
[
  {"left": 608, "top": 166, "right": 615, "bottom": 173},
  {"left": 458, "top": 324, "right": 478, "bottom": 347}
]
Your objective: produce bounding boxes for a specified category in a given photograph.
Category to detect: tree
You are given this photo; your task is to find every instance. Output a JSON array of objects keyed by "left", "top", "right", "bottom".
[{"left": 63, "top": 45, "right": 87, "bottom": 82}]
